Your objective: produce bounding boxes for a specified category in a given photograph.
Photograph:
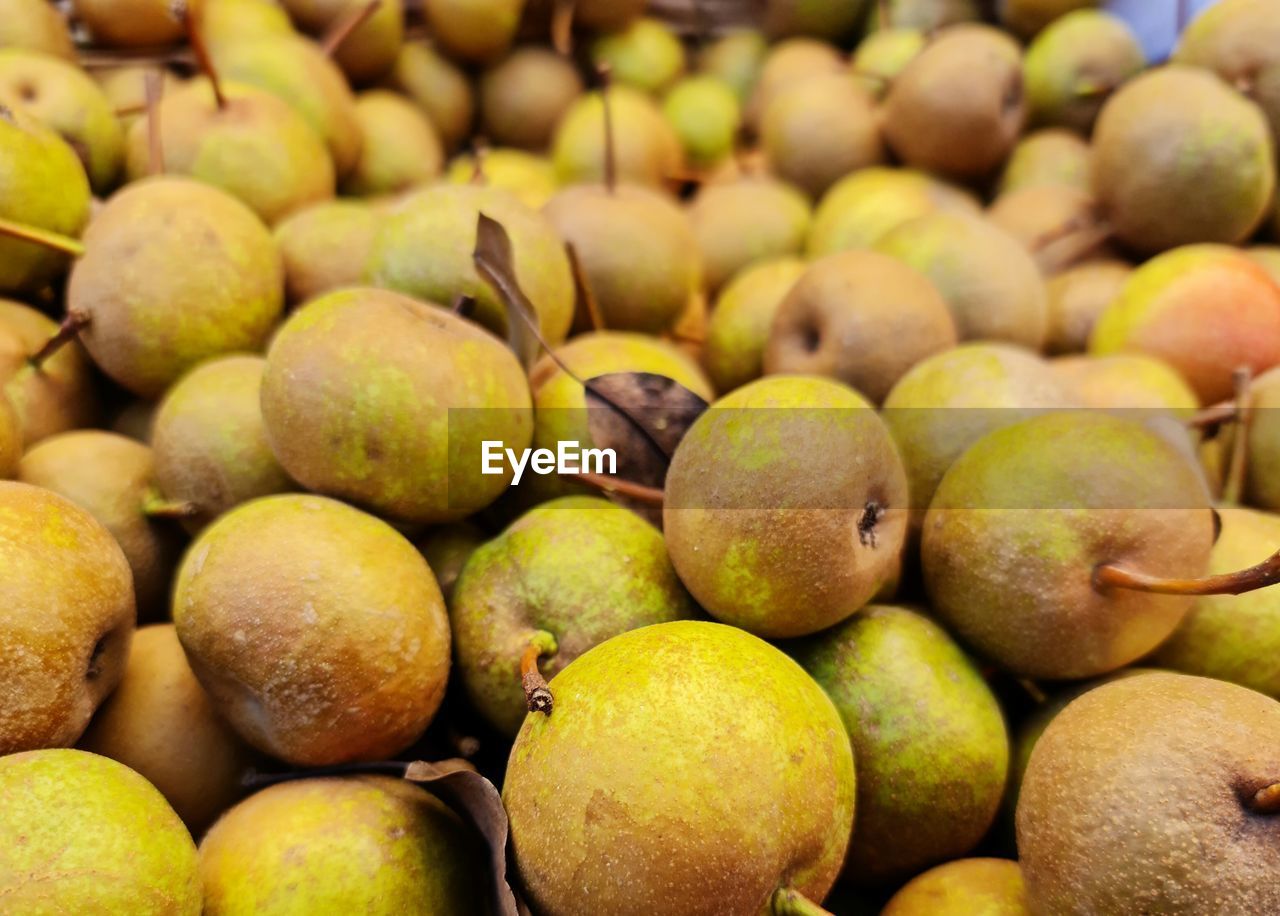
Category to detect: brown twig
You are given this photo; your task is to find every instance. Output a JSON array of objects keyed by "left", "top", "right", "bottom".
[
  {"left": 0, "top": 218, "right": 86, "bottom": 258},
  {"left": 566, "top": 243, "right": 605, "bottom": 332},
  {"left": 1094, "top": 549, "right": 1280, "bottom": 596},
  {"left": 29, "top": 309, "right": 91, "bottom": 369},
  {"left": 550, "top": 0, "right": 575, "bottom": 56},
  {"left": 321, "top": 0, "right": 382, "bottom": 56},
  {"left": 141, "top": 494, "right": 201, "bottom": 519},
  {"left": 572, "top": 472, "right": 665, "bottom": 506},
  {"left": 144, "top": 69, "right": 165, "bottom": 175},
  {"left": 520, "top": 634, "right": 556, "bottom": 716},
  {"left": 1222, "top": 367, "right": 1253, "bottom": 506},
  {"left": 174, "top": 0, "right": 225, "bottom": 109},
  {"left": 1186, "top": 403, "right": 1238, "bottom": 430},
  {"left": 598, "top": 64, "right": 617, "bottom": 194}
]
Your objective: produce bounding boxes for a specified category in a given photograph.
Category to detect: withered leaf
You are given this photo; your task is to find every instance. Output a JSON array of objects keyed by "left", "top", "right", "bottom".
[{"left": 473, "top": 213, "right": 543, "bottom": 370}]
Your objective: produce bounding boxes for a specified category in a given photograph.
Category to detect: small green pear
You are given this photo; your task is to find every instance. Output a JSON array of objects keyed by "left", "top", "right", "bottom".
[
  {"left": 422, "top": 0, "right": 523, "bottom": 63},
  {"left": 383, "top": 40, "right": 474, "bottom": 150},
  {"left": 1245, "top": 368, "right": 1280, "bottom": 511},
  {"left": 662, "top": 75, "right": 740, "bottom": 168},
  {"left": 704, "top": 256, "right": 806, "bottom": 393},
  {"left": 851, "top": 27, "right": 925, "bottom": 96},
  {"left": 592, "top": 17, "right": 686, "bottom": 94},
  {"left": 552, "top": 85, "right": 683, "bottom": 189},
  {"left": 696, "top": 29, "right": 766, "bottom": 105}
]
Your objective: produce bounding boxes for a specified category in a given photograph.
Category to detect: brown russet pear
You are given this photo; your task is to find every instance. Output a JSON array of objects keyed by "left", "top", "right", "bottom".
[
  {"left": 1018, "top": 672, "right": 1280, "bottom": 915},
  {"left": 283, "top": 0, "right": 404, "bottom": 85},
  {"left": 1043, "top": 259, "right": 1131, "bottom": 355},
  {"left": 0, "top": 481, "right": 134, "bottom": 755},
  {"left": 273, "top": 198, "right": 377, "bottom": 304},
  {"left": 480, "top": 46, "right": 583, "bottom": 150},
  {"left": 73, "top": 0, "right": 183, "bottom": 46},
  {"left": 689, "top": 174, "right": 812, "bottom": 292},
  {"left": 382, "top": 40, "right": 474, "bottom": 150},
  {"left": 341, "top": 89, "right": 444, "bottom": 195}
]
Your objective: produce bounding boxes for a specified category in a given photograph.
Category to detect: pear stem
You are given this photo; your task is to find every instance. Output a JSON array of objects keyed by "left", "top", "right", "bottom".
[
  {"left": 144, "top": 69, "right": 166, "bottom": 175},
  {"left": 566, "top": 242, "right": 606, "bottom": 332},
  {"left": 878, "top": 0, "right": 891, "bottom": 29},
  {"left": 598, "top": 64, "right": 617, "bottom": 195},
  {"left": 1094, "top": 549, "right": 1280, "bottom": 597},
  {"left": 176, "top": 0, "right": 226, "bottom": 110},
  {"left": 28, "top": 309, "right": 91, "bottom": 369},
  {"left": 571, "top": 472, "right": 665, "bottom": 506},
  {"left": 1223, "top": 367, "right": 1253, "bottom": 506},
  {"left": 1249, "top": 783, "right": 1280, "bottom": 815},
  {"left": 771, "top": 887, "right": 833, "bottom": 916},
  {"left": 1186, "top": 402, "right": 1237, "bottom": 430},
  {"left": 321, "top": 0, "right": 381, "bottom": 57},
  {"left": 242, "top": 760, "right": 413, "bottom": 788},
  {"left": 0, "top": 218, "right": 85, "bottom": 258},
  {"left": 470, "top": 138, "right": 490, "bottom": 184},
  {"left": 141, "top": 493, "right": 201, "bottom": 519},
  {"left": 520, "top": 631, "right": 558, "bottom": 716},
  {"left": 551, "top": 0, "right": 575, "bottom": 56}
]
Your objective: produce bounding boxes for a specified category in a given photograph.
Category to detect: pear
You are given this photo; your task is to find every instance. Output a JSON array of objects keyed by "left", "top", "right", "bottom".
[
  {"left": 882, "top": 859, "right": 1030, "bottom": 915},
  {"left": 382, "top": 40, "right": 474, "bottom": 150},
  {"left": 705, "top": 256, "right": 806, "bottom": 393},
  {"left": 447, "top": 147, "right": 559, "bottom": 209},
  {"left": 997, "top": 127, "right": 1091, "bottom": 195},
  {"left": 1089, "top": 244, "right": 1280, "bottom": 404},
  {"left": 573, "top": 0, "right": 646, "bottom": 32},
  {"left": 0, "top": 0, "right": 76, "bottom": 59},
  {"left": 417, "top": 521, "right": 485, "bottom": 604},
  {"left": 94, "top": 64, "right": 180, "bottom": 130},
  {"left": 283, "top": 0, "right": 404, "bottom": 85},
  {"left": 274, "top": 198, "right": 377, "bottom": 304},
  {"left": 0, "top": 49, "right": 123, "bottom": 193},
  {"left": 591, "top": 17, "right": 685, "bottom": 94},
  {"left": 923, "top": 411, "right": 1218, "bottom": 679},
  {"left": 662, "top": 75, "right": 740, "bottom": 168},
  {"left": 1023, "top": 11, "right": 1144, "bottom": 134},
  {"left": 761, "top": 74, "right": 885, "bottom": 198},
  {"left": 66, "top": 176, "right": 284, "bottom": 399},
  {"left": 763, "top": 250, "right": 958, "bottom": 403},
  {"left": 211, "top": 33, "right": 363, "bottom": 176},
  {"left": 72, "top": 0, "right": 183, "bottom": 46},
  {"left": 1042, "top": 258, "right": 1131, "bottom": 355},
  {"left": 124, "top": 78, "right": 336, "bottom": 224},
  {"left": 876, "top": 212, "right": 1049, "bottom": 350},
  {"left": 883, "top": 342, "right": 1077, "bottom": 517},
  {"left": 868, "top": 0, "right": 982, "bottom": 31},
  {"left": 765, "top": 0, "right": 864, "bottom": 41},
  {"left": 1092, "top": 67, "right": 1275, "bottom": 254},
  {"left": 78, "top": 624, "right": 256, "bottom": 835},
  {"left": 1152, "top": 507, "right": 1280, "bottom": 698},
  {"left": 261, "top": 287, "right": 533, "bottom": 524},
  {"left": 0, "top": 481, "right": 134, "bottom": 754},
  {"left": 422, "top": 0, "right": 523, "bottom": 63},
  {"left": 747, "top": 37, "right": 843, "bottom": 129},
  {"left": 201, "top": 0, "right": 295, "bottom": 47},
  {"left": 18, "top": 430, "right": 182, "bottom": 621},
  {"left": 882, "top": 25, "right": 1025, "bottom": 180},
  {"left": 808, "top": 166, "right": 980, "bottom": 257},
  {"left": 1018, "top": 672, "right": 1280, "bottom": 915},
  {"left": 452, "top": 495, "right": 695, "bottom": 735},
  {"left": 543, "top": 183, "right": 699, "bottom": 334},
  {"left": 366, "top": 183, "right": 574, "bottom": 343},
  {"left": 1245, "top": 369, "right": 1280, "bottom": 511},
  {"left": 174, "top": 493, "right": 451, "bottom": 764},
  {"left": 689, "top": 174, "right": 811, "bottom": 292},
  {"left": 664, "top": 375, "right": 908, "bottom": 637},
  {"left": 480, "top": 46, "right": 583, "bottom": 151},
  {"left": 851, "top": 27, "right": 925, "bottom": 96},
  {"left": 987, "top": 184, "right": 1109, "bottom": 269},
  {"left": 151, "top": 354, "right": 294, "bottom": 533},
  {"left": 505, "top": 621, "right": 855, "bottom": 916},
  {"left": 0, "top": 298, "right": 98, "bottom": 444},
  {"left": 1250, "top": 245, "right": 1280, "bottom": 286},
  {"left": 1051, "top": 354, "right": 1199, "bottom": 411},
  {"left": 999, "top": 0, "right": 1098, "bottom": 38},
  {"left": 791, "top": 605, "right": 1008, "bottom": 884},
  {"left": 696, "top": 28, "right": 766, "bottom": 105},
  {"left": 552, "top": 85, "right": 682, "bottom": 189},
  {"left": 1172, "top": 0, "right": 1280, "bottom": 90},
  {"left": 341, "top": 89, "right": 443, "bottom": 195},
  {"left": 200, "top": 776, "right": 487, "bottom": 913},
  {"left": 0, "top": 749, "right": 200, "bottom": 912},
  {"left": 0, "top": 102, "right": 90, "bottom": 295},
  {"left": 0, "top": 393, "right": 17, "bottom": 478}
]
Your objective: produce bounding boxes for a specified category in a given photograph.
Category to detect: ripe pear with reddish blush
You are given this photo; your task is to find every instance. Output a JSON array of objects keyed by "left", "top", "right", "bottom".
[{"left": 1051, "top": 354, "right": 1198, "bottom": 411}]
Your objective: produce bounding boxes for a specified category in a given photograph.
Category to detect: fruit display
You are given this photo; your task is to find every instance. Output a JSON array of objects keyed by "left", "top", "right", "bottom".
[{"left": 4, "top": 1, "right": 1280, "bottom": 913}]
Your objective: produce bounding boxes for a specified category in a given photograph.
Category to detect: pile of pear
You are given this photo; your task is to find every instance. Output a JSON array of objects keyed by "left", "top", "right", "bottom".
[{"left": 4, "top": 0, "right": 1280, "bottom": 913}]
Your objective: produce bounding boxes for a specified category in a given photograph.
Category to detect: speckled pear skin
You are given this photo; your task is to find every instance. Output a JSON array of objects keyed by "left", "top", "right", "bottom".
[
  {"left": 997, "top": 128, "right": 1091, "bottom": 196},
  {"left": 151, "top": 354, "right": 293, "bottom": 534},
  {"left": 366, "top": 183, "right": 574, "bottom": 343},
  {"left": 689, "top": 175, "right": 811, "bottom": 292},
  {"left": 0, "top": 749, "right": 201, "bottom": 914},
  {"left": 123, "top": 79, "right": 335, "bottom": 225},
  {"left": 1152, "top": 507, "right": 1280, "bottom": 697},
  {"left": 1245, "top": 369, "right": 1280, "bottom": 511},
  {"left": 260, "top": 287, "right": 533, "bottom": 524},
  {"left": 1092, "top": 66, "right": 1276, "bottom": 255},
  {"left": 67, "top": 177, "right": 284, "bottom": 399},
  {"left": 173, "top": 494, "right": 451, "bottom": 766},
  {"left": 1023, "top": 11, "right": 1145, "bottom": 134},
  {"left": 882, "top": 858, "right": 1029, "bottom": 915},
  {"left": 1088, "top": 244, "right": 1280, "bottom": 404},
  {"left": 552, "top": 86, "right": 683, "bottom": 190},
  {"left": 0, "top": 103, "right": 90, "bottom": 294},
  {"left": 0, "top": 481, "right": 134, "bottom": 755},
  {"left": 923, "top": 412, "right": 1215, "bottom": 680},
  {"left": 18, "top": 430, "right": 181, "bottom": 621},
  {"left": 705, "top": 257, "right": 806, "bottom": 394},
  {"left": 1017, "top": 672, "right": 1280, "bottom": 916},
  {"left": 199, "top": 776, "right": 487, "bottom": 916},
  {"left": 0, "top": 299, "right": 99, "bottom": 445},
  {"left": 504, "top": 621, "right": 855, "bottom": 916},
  {"left": 791, "top": 605, "right": 1009, "bottom": 884},
  {"left": 274, "top": 200, "right": 377, "bottom": 304},
  {"left": 664, "top": 375, "right": 908, "bottom": 638},
  {"left": 0, "top": 49, "right": 123, "bottom": 192},
  {"left": 1042, "top": 259, "right": 1131, "bottom": 356},
  {"left": 452, "top": 496, "right": 696, "bottom": 736}
]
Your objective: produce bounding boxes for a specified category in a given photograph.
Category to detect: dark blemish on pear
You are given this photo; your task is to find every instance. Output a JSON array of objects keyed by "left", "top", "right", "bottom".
[
  {"left": 86, "top": 633, "right": 110, "bottom": 680},
  {"left": 858, "top": 501, "right": 884, "bottom": 548}
]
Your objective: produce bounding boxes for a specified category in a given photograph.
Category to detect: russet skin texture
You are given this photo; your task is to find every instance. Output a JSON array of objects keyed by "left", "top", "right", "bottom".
[
  {"left": 67, "top": 177, "right": 284, "bottom": 400},
  {"left": 79, "top": 624, "right": 257, "bottom": 836},
  {"left": 997, "top": 129, "right": 1091, "bottom": 196},
  {"left": 451, "top": 496, "right": 696, "bottom": 735},
  {"left": 173, "top": 494, "right": 451, "bottom": 765},
  {"left": 0, "top": 749, "right": 201, "bottom": 914},
  {"left": 261, "top": 288, "right": 533, "bottom": 524},
  {"left": 690, "top": 176, "right": 812, "bottom": 292},
  {"left": 923, "top": 412, "right": 1215, "bottom": 680},
  {"left": 664, "top": 375, "right": 909, "bottom": 638},
  {"left": 791, "top": 606, "right": 1009, "bottom": 883},
  {"left": 274, "top": 200, "right": 377, "bottom": 305},
  {"left": 504, "top": 621, "right": 855, "bottom": 916},
  {"left": 1018, "top": 673, "right": 1280, "bottom": 915},
  {"left": 1042, "top": 260, "right": 1132, "bottom": 356},
  {"left": 881, "top": 858, "right": 1030, "bottom": 916},
  {"left": 0, "top": 481, "right": 134, "bottom": 755},
  {"left": 0, "top": 299, "right": 99, "bottom": 446},
  {"left": 342, "top": 90, "right": 443, "bottom": 196}
]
